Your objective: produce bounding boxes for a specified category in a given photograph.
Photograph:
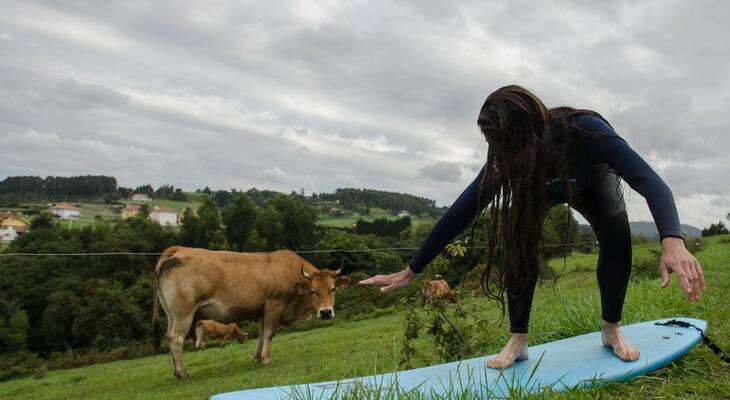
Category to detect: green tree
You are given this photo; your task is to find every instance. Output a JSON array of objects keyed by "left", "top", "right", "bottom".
[
  {"left": 155, "top": 184, "right": 174, "bottom": 199},
  {"left": 701, "top": 221, "right": 729, "bottom": 237},
  {"left": 214, "top": 190, "right": 232, "bottom": 208},
  {"left": 221, "top": 194, "right": 258, "bottom": 251},
  {"left": 269, "top": 194, "right": 318, "bottom": 250},
  {"left": 256, "top": 205, "right": 285, "bottom": 250},
  {"left": 134, "top": 184, "right": 154, "bottom": 196},
  {"left": 0, "top": 301, "right": 29, "bottom": 353},
  {"left": 542, "top": 205, "right": 578, "bottom": 258},
  {"left": 30, "top": 212, "right": 56, "bottom": 231},
  {"left": 40, "top": 290, "right": 81, "bottom": 352},
  {"left": 72, "top": 284, "right": 146, "bottom": 350},
  {"left": 198, "top": 197, "right": 228, "bottom": 249},
  {"left": 179, "top": 207, "right": 201, "bottom": 246},
  {"left": 170, "top": 188, "right": 187, "bottom": 201},
  {"left": 179, "top": 198, "right": 228, "bottom": 249}
]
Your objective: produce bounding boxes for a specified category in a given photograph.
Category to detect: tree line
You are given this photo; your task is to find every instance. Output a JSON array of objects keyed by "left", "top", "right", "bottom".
[
  {"left": 317, "top": 188, "right": 440, "bottom": 216},
  {"left": 0, "top": 175, "right": 118, "bottom": 202},
  {"left": 0, "top": 175, "right": 190, "bottom": 204}
]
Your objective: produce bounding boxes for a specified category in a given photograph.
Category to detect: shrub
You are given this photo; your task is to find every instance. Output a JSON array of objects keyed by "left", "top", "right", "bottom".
[
  {"left": 33, "top": 363, "right": 47, "bottom": 379},
  {"left": 684, "top": 238, "right": 704, "bottom": 253},
  {"left": 632, "top": 250, "right": 662, "bottom": 281}
]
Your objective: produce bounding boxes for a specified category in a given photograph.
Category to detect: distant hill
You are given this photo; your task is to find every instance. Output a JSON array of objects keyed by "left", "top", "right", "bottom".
[
  {"left": 316, "top": 188, "right": 439, "bottom": 216},
  {"left": 580, "top": 221, "right": 702, "bottom": 239},
  {"left": 630, "top": 221, "right": 701, "bottom": 239}
]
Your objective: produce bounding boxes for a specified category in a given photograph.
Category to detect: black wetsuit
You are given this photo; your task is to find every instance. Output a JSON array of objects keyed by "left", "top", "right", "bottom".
[{"left": 408, "top": 114, "right": 683, "bottom": 333}]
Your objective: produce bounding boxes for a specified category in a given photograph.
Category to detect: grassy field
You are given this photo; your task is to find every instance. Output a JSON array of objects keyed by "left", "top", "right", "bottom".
[
  {"left": 0, "top": 236, "right": 728, "bottom": 399},
  {"left": 316, "top": 206, "right": 435, "bottom": 229}
]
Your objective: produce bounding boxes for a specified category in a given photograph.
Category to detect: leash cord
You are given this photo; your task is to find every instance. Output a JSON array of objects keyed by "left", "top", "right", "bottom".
[{"left": 654, "top": 319, "right": 730, "bottom": 363}]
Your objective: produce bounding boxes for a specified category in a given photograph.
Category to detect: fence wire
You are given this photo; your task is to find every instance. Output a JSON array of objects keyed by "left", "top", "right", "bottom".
[{"left": 0, "top": 241, "right": 664, "bottom": 257}]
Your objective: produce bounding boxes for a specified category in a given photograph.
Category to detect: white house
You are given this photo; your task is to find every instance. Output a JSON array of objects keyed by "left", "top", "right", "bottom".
[
  {"left": 132, "top": 193, "right": 151, "bottom": 202},
  {"left": 50, "top": 203, "right": 80, "bottom": 220},
  {"left": 0, "top": 226, "right": 18, "bottom": 243},
  {"left": 150, "top": 207, "right": 179, "bottom": 226}
]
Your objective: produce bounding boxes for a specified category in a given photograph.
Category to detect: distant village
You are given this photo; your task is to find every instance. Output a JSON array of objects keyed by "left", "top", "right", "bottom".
[{"left": 0, "top": 193, "right": 182, "bottom": 244}]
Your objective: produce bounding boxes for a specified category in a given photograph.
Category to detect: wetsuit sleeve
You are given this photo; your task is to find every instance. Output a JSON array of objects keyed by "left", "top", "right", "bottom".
[
  {"left": 580, "top": 116, "right": 684, "bottom": 240},
  {"left": 408, "top": 168, "right": 491, "bottom": 274}
]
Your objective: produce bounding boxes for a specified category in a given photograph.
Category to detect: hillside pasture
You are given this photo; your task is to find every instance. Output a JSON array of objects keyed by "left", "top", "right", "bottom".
[
  {"left": 316, "top": 206, "right": 435, "bottom": 229},
  {"left": 0, "top": 236, "right": 727, "bottom": 399}
]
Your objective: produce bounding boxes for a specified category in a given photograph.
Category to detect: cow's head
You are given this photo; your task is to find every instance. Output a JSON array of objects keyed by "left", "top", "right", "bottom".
[
  {"left": 230, "top": 324, "right": 248, "bottom": 344},
  {"left": 296, "top": 264, "right": 350, "bottom": 320}
]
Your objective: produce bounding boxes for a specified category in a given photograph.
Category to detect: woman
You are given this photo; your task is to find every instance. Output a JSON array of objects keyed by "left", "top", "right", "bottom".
[{"left": 359, "top": 85, "right": 705, "bottom": 369}]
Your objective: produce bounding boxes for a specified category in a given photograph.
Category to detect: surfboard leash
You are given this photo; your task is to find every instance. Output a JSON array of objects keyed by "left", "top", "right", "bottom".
[{"left": 654, "top": 319, "right": 730, "bottom": 363}]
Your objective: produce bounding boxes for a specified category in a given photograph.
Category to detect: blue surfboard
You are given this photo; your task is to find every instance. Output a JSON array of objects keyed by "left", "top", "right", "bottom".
[{"left": 211, "top": 317, "right": 706, "bottom": 399}]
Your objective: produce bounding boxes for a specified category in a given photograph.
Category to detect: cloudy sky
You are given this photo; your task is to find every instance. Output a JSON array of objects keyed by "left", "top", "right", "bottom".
[{"left": 1, "top": 0, "right": 729, "bottom": 228}]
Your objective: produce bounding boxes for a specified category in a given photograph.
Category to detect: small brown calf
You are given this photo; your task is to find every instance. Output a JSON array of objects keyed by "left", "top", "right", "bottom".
[
  {"left": 421, "top": 279, "right": 458, "bottom": 307},
  {"left": 194, "top": 320, "right": 248, "bottom": 349}
]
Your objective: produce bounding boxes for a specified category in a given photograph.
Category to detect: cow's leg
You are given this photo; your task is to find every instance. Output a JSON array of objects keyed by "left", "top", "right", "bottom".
[
  {"left": 167, "top": 312, "right": 194, "bottom": 380},
  {"left": 220, "top": 334, "right": 229, "bottom": 348},
  {"left": 194, "top": 325, "right": 204, "bottom": 350},
  {"left": 260, "top": 301, "right": 285, "bottom": 365},
  {"left": 253, "top": 324, "right": 265, "bottom": 363}
]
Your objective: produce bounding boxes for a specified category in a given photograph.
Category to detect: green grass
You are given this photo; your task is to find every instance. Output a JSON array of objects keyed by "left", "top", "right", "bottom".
[
  {"left": 316, "top": 206, "right": 435, "bottom": 228},
  {"left": 0, "top": 236, "right": 728, "bottom": 399},
  {"left": 148, "top": 198, "right": 204, "bottom": 212}
]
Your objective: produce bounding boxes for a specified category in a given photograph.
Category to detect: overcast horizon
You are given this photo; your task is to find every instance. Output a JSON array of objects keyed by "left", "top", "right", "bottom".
[{"left": 2, "top": 1, "right": 729, "bottom": 229}]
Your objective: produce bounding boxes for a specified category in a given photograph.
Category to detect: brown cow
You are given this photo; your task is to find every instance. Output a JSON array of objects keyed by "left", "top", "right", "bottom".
[
  {"left": 194, "top": 320, "right": 248, "bottom": 349},
  {"left": 421, "top": 279, "right": 458, "bottom": 306},
  {"left": 152, "top": 246, "right": 350, "bottom": 380}
]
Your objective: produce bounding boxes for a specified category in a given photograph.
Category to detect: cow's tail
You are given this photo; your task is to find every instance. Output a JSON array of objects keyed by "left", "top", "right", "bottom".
[
  {"left": 152, "top": 282, "right": 161, "bottom": 355},
  {"left": 152, "top": 247, "right": 180, "bottom": 355}
]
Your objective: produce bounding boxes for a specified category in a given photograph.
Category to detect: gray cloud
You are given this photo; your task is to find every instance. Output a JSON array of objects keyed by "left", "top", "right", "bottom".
[
  {"left": 1, "top": 0, "right": 729, "bottom": 228},
  {"left": 43, "top": 78, "right": 129, "bottom": 110},
  {"left": 418, "top": 161, "right": 463, "bottom": 182}
]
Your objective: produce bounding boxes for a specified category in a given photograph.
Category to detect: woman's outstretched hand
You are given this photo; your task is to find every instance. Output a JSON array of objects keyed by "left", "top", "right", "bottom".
[
  {"left": 358, "top": 266, "right": 416, "bottom": 293},
  {"left": 660, "top": 237, "right": 706, "bottom": 301}
]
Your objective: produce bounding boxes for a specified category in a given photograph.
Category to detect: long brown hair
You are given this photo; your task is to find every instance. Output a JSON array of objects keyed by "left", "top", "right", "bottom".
[{"left": 475, "top": 85, "right": 597, "bottom": 316}]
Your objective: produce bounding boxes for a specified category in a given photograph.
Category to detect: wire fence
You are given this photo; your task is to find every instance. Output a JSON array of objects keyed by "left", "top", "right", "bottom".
[{"left": 0, "top": 241, "right": 663, "bottom": 257}]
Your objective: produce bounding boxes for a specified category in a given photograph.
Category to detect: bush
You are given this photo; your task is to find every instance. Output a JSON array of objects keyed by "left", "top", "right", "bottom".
[
  {"left": 33, "top": 363, "right": 47, "bottom": 379},
  {"left": 632, "top": 250, "right": 662, "bottom": 281},
  {"left": 0, "top": 352, "right": 44, "bottom": 382},
  {"left": 538, "top": 259, "right": 559, "bottom": 282},
  {"left": 684, "top": 238, "right": 705, "bottom": 253}
]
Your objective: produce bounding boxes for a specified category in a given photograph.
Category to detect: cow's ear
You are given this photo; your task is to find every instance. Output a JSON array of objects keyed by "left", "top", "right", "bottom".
[
  {"left": 335, "top": 276, "right": 351, "bottom": 289},
  {"left": 295, "top": 282, "right": 310, "bottom": 295}
]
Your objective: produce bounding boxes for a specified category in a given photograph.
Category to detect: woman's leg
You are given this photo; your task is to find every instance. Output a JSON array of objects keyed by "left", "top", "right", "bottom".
[
  {"left": 572, "top": 170, "right": 640, "bottom": 361},
  {"left": 487, "top": 215, "right": 544, "bottom": 369},
  {"left": 486, "top": 251, "right": 539, "bottom": 369}
]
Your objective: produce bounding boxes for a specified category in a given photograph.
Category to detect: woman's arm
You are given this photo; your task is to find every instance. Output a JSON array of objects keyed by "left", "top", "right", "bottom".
[
  {"left": 358, "top": 167, "right": 491, "bottom": 292},
  {"left": 580, "top": 115, "right": 705, "bottom": 301},
  {"left": 579, "top": 116, "right": 682, "bottom": 240}
]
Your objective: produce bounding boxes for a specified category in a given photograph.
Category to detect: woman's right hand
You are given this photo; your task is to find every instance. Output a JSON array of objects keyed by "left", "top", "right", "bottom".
[{"left": 358, "top": 266, "right": 416, "bottom": 293}]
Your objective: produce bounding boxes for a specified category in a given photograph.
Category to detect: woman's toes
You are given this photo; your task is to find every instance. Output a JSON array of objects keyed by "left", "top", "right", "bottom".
[{"left": 487, "top": 356, "right": 511, "bottom": 369}]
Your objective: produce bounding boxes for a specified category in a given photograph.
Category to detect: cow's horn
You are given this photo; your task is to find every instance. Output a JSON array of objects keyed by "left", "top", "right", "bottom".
[
  {"left": 334, "top": 260, "right": 344, "bottom": 276},
  {"left": 300, "top": 264, "right": 312, "bottom": 279}
]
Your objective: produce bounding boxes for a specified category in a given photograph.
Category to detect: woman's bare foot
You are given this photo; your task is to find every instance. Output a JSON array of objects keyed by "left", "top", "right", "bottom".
[
  {"left": 487, "top": 333, "right": 529, "bottom": 369},
  {"left": 601, "top": 321, "right": 640, "bottom": 361}
]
